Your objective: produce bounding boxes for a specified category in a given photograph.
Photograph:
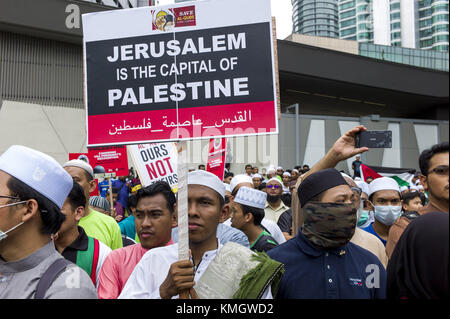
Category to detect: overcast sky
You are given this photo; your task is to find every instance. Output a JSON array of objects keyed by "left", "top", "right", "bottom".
[{"left": 155, "top": 0, "right": 293, "bottom": 39}]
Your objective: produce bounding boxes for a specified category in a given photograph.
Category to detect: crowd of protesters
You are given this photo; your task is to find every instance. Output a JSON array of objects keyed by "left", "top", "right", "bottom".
[{"left": 0, "top": 126, "right": 448, "bottom": 299}]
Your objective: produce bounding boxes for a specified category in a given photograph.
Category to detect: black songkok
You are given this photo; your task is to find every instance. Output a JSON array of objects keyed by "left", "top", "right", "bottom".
[{"left": 298, "top": 168, "right": 348, "bottom": 207}]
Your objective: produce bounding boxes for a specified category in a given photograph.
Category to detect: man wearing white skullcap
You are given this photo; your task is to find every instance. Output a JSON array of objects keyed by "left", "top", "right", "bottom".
[
  {"left": 264, "top": 178, "right": 289, "bottom": 224},
  {"left": 231, "top": 187, "right": 278, "bottom": 252},
  {"left": 120, "top": 170, "right": 281, "bottom": 299},
  {"left": 63, "top": 160, "right": 122, "bottom": 251},
  {"left": 227, "top": 176, "right": 286, "bottom": 246},
  {"left": 355, "top": 180, "right": 373, "bottom": 228},
  {"left": 361, "top": 177, "right": 402, "bottom": 246},
  {"left": 252, "top": 173, "right": 263, "bottom": 189},
  {"left": 0, "top": 145, "right": 97, "bottom": 299},
  {"left": 230, "top": 174, "right": 253, "bottom": 196},
  {"left": 282, "top": 172, "right": 291, "bottom": 194}
]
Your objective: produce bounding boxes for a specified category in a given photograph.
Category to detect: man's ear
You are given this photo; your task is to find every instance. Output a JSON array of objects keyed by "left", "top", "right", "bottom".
[
  {"left": 75, "top": 206, "right": 85, "bottom": 222},
  {"left": 88, "top": 179, "right": 97, "bottom": 194},
  {"left": 244, "top": 212, "right": 253, "bottom": 224},
  {"left": 171, "top": 203, "right": 178, "bottom": 228},
  {"left": 219, "top": 204, "right": 230, "bottom": 223},
  {"left": 419, "top": 175, "right": 428, "bottom": 191},
  {"left": 367, "top": 198, "right": 374, "bottom": 211},
  {"left": 22, "top": 199, "right": 40, "bottom": 223}
]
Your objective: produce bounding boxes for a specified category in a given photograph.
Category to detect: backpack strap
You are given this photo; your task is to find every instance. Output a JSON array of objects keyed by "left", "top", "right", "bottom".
[
  {"left": 76, "top": 236, "right": 99, "bottom": 286},
  {"left": 90, "top": 238, "right": 100, "bottom": 285},
  {"left": 35, "top": 258, "right": 72, "bottom": 299}
]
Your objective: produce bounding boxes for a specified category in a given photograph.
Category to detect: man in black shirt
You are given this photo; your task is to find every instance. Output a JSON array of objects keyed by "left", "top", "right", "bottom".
[
  {"left": 231, "top": 186, "right": 278, "bottom": 252},
  {"left": 277, "top": 208, "right": 293, "bottom": 241},
  {"left": 352, "top": 155, "right": 362, "bottom": 179}
]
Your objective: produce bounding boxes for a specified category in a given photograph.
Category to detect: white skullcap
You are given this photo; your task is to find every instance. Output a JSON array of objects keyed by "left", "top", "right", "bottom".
[
  {"left": 368, "top": 177, "right": 400, "bottom": 197},
  {"left": 277, "top": 166, "right": 283, "bottom": 170},
  {"left": 283, "top": 172, "right": 291, "bottom": 177},
  {"left": 63, "top": 159, "right": 94, "bottom": 179},
  {"left": 0, "top": 145, "right": 73, "bottom": 209},
  {"left": 223, "top": 182, "right": 231, "bottom": 193},
  {"left": 355, "top": 181, "right": 370, "bottom": 195},
  {"left": 267, "top": 167, "right": 276, "bottom": 174},
  {"left": 252, "top": 173, "right": 262, "bottom": 179},
  {"left": 230, "top": 174, "right": 253, "bottom": 193},
  {"left": 267, "top": 177, "right": 282, "bottom": 186},
  {"left": 188, "top": 170, "right": 225, "bottom": 199},
  {"left": 399, "top": 186, "right": 409, "bottom": 192},
  {"left": 234, "top": 186, "right": 267, "bottom": 209},
  {"left": 292, "top": 169, "right": 299, "bottom": 174},
  {"left": 341, "top": 172, "right": 352, "bottom": 180}
]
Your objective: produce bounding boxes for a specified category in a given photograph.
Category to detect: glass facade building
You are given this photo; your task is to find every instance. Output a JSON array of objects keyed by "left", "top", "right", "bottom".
[
  {"left": 338, "top": 0, "right": 374, "bottom": 42},
  {"left": 359, "top": 42, "right": 449, "bottom": 71},
  {"left": 292, "top": 0, "right": 340, "bottom": 38},
  {"left": 290, "top": 0, "right": 448, "bottom": 51}
]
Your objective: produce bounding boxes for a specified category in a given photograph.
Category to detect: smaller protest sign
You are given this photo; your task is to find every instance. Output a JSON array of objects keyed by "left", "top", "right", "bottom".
[
  {"left": 206, "top": 138, "right": 226, "bottom": 181},
  {"left": 128, "top": 143, "right": 178, "bottom": 191}
]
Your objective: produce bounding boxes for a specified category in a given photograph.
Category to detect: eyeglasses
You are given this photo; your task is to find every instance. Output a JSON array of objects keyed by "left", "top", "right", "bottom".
[
  {"left": 0, "top": 195, "right": 21, "bottom": 200},
  {"left": 266, "top": 184, "right": 281, "bottom": 189},
  {"left": 428, "top": 165, "right": 449, "bottom": 176}
]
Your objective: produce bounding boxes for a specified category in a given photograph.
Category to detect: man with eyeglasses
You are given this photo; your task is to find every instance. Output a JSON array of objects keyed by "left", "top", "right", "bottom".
[
  {"left": 386, "top": 142, "right": 449, "bottom": 259},
  {"left": 0, "top": 145, "right": 97, "bottom": 299},
  {"left": 264, "top": 178, "right": 290, "bottom": 224}
]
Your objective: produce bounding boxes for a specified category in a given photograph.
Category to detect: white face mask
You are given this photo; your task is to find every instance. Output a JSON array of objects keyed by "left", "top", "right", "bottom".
[
  {"left": 373, "top": 205, "right": 402, "bottom": 226},
  {"left": 0, "top": 201, "right": 27, "bottom": 242}
]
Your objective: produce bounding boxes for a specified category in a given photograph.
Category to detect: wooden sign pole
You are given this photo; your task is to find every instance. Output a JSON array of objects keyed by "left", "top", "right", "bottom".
[{"left": 177, "top": 141, "right": 190, "bottom": 299}]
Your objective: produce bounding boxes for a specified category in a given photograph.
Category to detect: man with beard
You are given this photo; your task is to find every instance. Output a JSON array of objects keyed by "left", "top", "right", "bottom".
[
  {"left": 268, "top": 168, "right": 386, "bottom": 299},
  {"left": 264, "top": 178, "right": 289, "bottom": 223}
]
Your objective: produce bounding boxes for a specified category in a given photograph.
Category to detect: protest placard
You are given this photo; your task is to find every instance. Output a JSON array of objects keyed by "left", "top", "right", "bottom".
[
  {"left": 69, "top": 146, "right": 129, "bottom": 176},
  {"left": 82, "top": 0, "right": 277, "bottom": 146},
  {"left": 128, "top": 143, "right": 178, "bottom": 191},
  {"left": 206, "top": 138, "right": 226, "bottom": 181}
]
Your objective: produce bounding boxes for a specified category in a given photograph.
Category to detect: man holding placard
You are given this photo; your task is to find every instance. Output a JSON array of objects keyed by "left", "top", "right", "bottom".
[{"left": 119, "top": 171, "right": 283, "bottom": 299}]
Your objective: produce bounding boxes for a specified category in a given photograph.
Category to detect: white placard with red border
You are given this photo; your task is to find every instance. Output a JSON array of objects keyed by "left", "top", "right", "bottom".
[{"left": 128, "top": 143, "right": 178, "bottom": 191}]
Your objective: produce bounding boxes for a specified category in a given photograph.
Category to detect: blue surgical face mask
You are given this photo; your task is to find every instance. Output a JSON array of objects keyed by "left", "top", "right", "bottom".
[
  {"left": 372, "top": 204, "right": 402, "bottom": 226},
  {"left": 0, "top": 201, "right": 27, "bottom": 242}
]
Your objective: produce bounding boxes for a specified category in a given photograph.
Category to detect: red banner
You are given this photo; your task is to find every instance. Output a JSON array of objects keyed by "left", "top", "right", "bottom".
[
  {"left": 206, "top": 138, "right": 226, "bottom": 181},
  {"left": 69, "top": 146, "right": 129, "bottom": 177}
]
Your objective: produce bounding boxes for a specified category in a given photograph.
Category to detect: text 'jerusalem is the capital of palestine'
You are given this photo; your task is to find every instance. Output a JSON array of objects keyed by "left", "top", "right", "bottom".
[{"left": 105, "top": 32, "right": 252, "bottom": 108}]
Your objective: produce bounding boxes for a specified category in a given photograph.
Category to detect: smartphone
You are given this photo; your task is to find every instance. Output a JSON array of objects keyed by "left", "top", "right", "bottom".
[{"left": 355, "top": 130, "right": 392, "bottom": 148}]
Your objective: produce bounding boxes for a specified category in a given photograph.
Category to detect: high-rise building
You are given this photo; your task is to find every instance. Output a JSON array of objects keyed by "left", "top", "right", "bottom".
[
  {"left": 294, "top": 0, "right": 449, "bottom": 52},
  {"left": 292, "top": 0, "right": 340, "bottom": 38},
  {"left": 418, "top": 0, "right": 449, "bottom": 51}
]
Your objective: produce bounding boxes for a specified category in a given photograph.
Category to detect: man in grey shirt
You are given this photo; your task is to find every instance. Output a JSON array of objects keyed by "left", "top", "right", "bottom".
[{"left": 0, "top": 145, "right": 97, "bottom": 299}]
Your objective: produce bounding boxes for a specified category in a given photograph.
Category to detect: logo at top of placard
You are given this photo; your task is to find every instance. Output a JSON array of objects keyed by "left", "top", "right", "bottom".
[
  {"left": 152, "top": 9, "right": 175, "bottom": 31},
  {"left": 151, "top": 5, "right": 196, "bottom": 32}
]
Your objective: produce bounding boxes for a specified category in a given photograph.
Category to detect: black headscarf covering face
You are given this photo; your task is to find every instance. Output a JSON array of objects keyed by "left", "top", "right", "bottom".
[{"left": 387, "top": 212, "right": 449, "bottom": 299}]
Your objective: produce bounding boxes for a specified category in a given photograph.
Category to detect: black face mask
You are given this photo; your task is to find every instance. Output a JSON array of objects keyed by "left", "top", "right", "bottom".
[{"left": 267, "top": 194, "right": 280, "bottom": 204}]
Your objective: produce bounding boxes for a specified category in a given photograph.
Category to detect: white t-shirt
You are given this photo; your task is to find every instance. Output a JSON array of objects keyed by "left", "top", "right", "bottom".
[{"left": 118, "top": 242, "right": 272, "bottom": 299}]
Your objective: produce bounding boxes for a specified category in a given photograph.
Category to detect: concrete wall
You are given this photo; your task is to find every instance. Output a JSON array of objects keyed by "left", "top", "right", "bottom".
[{"left": 278, "top": 114, "right": 449, "bottom": 174}]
